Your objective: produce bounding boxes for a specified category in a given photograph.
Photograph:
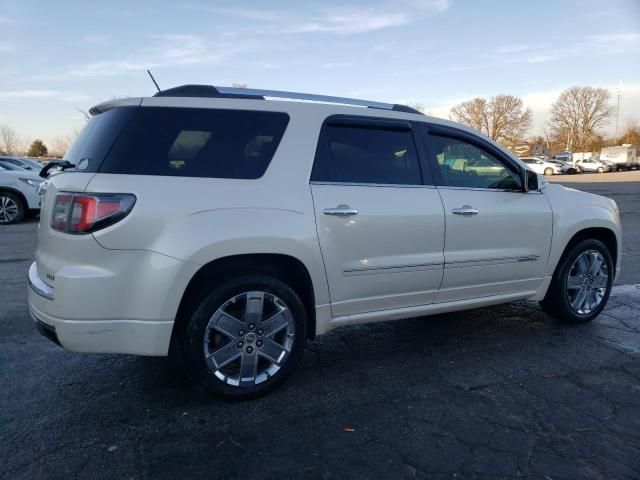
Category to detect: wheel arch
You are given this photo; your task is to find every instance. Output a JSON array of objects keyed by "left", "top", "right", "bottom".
[
  {"left": 172, "top": 253, "right": 317, "bottom": 342},
  {"left": 552, "top": 227, "right": 618, "bottom": 278},
  {"left": 0, "top": 187, "right": 28, "bottom": 209}
]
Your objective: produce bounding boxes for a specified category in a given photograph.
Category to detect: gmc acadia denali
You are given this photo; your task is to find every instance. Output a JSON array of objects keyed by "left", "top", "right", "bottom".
[{"left": 28, "top": 85, "right": 621, "bottom": 398}]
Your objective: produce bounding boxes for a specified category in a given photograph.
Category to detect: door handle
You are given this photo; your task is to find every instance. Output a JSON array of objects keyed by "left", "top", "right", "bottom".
[
  {"left": 323, "top": 206, "right": 358, "bottom": 216},
  {"left": 452, "top": 205, "right": 479, "bottom": 216}
]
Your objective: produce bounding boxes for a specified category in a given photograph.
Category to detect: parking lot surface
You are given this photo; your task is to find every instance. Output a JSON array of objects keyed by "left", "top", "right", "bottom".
[{"left": 1, "top": 175, "right": 639, "bottom": 479}]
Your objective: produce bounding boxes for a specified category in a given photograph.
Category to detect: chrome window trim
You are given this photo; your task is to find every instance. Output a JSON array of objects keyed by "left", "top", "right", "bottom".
[
  {"left": 310, "top": 181, "right": 436, "bottom": 189},
  {"left": 28, "top": 262, "right": 54, "bottom": 300},
  {"left": 436, "top": 185, "right": 543, "bottom": 194}
]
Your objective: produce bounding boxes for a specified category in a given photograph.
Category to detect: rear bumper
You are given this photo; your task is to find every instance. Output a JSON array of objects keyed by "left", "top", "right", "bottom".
[{"left": 28, "top": 261, "right": 174, "bottom": 356}]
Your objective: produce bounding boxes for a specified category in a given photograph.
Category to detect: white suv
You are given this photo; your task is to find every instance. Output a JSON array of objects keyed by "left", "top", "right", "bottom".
[
  {"left": 0, "top": 162, "right": 42, "bottom": 224},
  {"left": 28, "top": 85, "right": 622, "bottom": 399},
  {"left": 520, "top": 157, "right": 561, "bottom": 176}
]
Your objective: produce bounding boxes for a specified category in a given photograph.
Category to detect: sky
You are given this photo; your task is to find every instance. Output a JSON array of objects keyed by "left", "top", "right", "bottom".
[{"left": 0, "top": 0, "right": 639, "bottom": 145}]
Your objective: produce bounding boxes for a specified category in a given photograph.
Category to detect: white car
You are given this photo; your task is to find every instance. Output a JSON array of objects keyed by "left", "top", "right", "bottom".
[
  {"left": 0, "top": 163, "right": 42, "bottom": 224},
  {"left": 520, "top": 157, "right": 561, "bottom": 175},
  {"left": 28, "top": 85, "right": 622, "bottom": 399},
  {"left": 575, "top": 158, "right": 608, "bottom": 173}
]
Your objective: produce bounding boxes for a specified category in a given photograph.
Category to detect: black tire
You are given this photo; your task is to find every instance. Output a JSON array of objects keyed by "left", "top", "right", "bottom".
[
  {"left": 544, "top": 167, "right": 554, "bottom": 176},
  {"left": 540, "top": 239, "right": 614, "bottom": 324},
  {"left": 173, "top": 273, "right": 307, "bottom": 400},
  {"left": 0, "top": 192, "right": 25, "bottom": 224}
]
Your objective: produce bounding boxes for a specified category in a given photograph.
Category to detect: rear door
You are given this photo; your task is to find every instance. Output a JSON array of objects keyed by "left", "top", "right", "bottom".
[
  {"left": 310, "top": 116, "right": 445, "bottom": 317},
  {"left": 418, "top": 124, "right": 553, "bottom": 302}
]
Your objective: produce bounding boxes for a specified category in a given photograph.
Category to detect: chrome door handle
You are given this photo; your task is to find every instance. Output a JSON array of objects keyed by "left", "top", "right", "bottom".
[
  {"left": 452, "top": 205, "right": 479, "bottom": 216},
  {"left": 323, "top": 206, "right": 358, "bottom": 216}
]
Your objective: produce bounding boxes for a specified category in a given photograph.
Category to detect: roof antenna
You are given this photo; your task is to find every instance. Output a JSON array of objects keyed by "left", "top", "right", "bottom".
[{"left": 147, "top": 69, "right": 161, "bottom": 92}]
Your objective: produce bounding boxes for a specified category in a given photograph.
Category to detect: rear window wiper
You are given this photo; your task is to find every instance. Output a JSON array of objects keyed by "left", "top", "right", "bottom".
[{"left": 39, "top": 160, "right": 76, "bottom": 179}]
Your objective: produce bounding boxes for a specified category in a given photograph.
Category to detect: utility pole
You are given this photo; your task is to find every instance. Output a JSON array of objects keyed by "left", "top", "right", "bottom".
[{"left": 615, "top": 81, "right": 622, "bottom": 143}]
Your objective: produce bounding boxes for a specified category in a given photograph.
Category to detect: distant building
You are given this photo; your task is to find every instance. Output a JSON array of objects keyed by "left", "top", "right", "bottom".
[{"left": 505, "top": 143, "right": 550, "bottom": 158}]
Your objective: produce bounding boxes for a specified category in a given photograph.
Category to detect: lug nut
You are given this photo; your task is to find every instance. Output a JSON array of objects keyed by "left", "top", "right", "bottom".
[
  {"left": 257, "top": 329, "right": 264, "bottom": 335},
  {"left": 256, "top": 340, "right": 263, "bottom": 347},
  {"left": 249, "top": 324, "right": 255, "bottom": 330},
  {"left": 246, "top": 346, "right": 254, "bottom": 354},
  {"left": 238, "top": 330, "right": 245, "bottom": 336},
  {"left": 237, "top": 341, "right": 244, "bottom": 348}
]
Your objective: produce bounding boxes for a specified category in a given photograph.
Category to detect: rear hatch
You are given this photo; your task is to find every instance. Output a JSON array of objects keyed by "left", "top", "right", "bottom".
[{"left": 35, "top": 102, "right": 140, "bottom": 285}]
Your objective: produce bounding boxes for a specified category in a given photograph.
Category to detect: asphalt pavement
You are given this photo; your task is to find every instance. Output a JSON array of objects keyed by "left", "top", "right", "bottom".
[{"left": 1, "top": 174, "right": 639, "bottom": 479}]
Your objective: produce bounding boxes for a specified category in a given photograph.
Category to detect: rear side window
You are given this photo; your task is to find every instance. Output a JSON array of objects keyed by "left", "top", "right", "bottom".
[
  {"left": 99, "top": 107, "right": 289, "bottom": 179},
  {"left": 311, "top": 123, "right": 422, "bottom": 185},
  {"left": 64, "top": 107, "right": 137, "bottom": 172}
]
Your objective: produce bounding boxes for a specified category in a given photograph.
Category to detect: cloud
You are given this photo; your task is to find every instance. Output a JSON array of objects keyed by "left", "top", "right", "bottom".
[
  {"left": 82, "top": 34, "right": 112, "bottom": 45},
  {"left": 0, "top": 90, "right": 88, "bottom": 100},
  {"left": 588, "top": 32, "right": 640, "bottom": 54},
  {"left": 0, "top": 41, "right": 15, "bottom": 53},
  {"left": 290, "top": 9, "right": 410, "bottom": 34},
  {"left": 37, "top": 34, "right": 250, "bottom": 80},
  {"left": 411, "top": 0, "right": 451, "bottom": 12}
]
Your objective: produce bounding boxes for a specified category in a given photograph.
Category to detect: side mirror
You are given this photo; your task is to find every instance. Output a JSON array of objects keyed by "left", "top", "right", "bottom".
[{"left": 522, "top": 169, "right": 539, "bottom": 192}]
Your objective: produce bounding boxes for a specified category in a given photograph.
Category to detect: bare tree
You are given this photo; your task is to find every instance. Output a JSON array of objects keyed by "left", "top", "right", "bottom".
[
  {"left": 450, "top": 95, "right": 532, "bottom": 143},
  {"left": 0, "top": 124, "right": 21, "bottom": 156},
  {"left": 49, "top": 133, "right": 77, "bottom": 158},
  {"left": 548, "top": 86, "right": 614, "bottom": 152},
  {"left": 618, "top": 116, "right": 640, "bottom": 146}
]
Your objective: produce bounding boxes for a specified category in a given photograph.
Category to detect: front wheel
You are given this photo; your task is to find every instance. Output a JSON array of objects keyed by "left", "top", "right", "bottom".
[
  {"left": 541, "top": 239, "right": 613, "bottom": 324},
  {"left": 544, "top": 167, "right": 554, "bottom": 176},
  {"left": 597, "top": 167, "right": 605, "bottom": 173},
  {"left": 175, "top": 273, "right": 307, "bottom": 399}
]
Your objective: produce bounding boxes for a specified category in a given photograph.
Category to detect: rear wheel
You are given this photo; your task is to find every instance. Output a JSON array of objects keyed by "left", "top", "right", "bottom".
[
  {"left": 175, "top": 273, "right": 307, "bottom": 399},
  {"left": 0, "top": 192, "right": 24, "bottom": 224},
  {"left": 541, "top": 239, "right": 613, "bottom": 324},
  {"left": 544, "top": 167, "right": 554, "bottom": 176},
  {"left": 597, "top": 167, "right": 605, "bottom": 173}
]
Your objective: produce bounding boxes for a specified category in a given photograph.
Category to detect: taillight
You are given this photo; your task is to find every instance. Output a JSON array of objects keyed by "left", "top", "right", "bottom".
[{"left": 51, "top": 193, "right": 136, "bottom": 234}]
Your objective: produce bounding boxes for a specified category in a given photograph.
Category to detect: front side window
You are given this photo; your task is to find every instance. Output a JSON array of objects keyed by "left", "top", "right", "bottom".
[
  {"left": 312, "top": 124, "right": 421, "bottom": 185},
  {"left": 428, "top": 135, "right": 521, "bottom": 190}
]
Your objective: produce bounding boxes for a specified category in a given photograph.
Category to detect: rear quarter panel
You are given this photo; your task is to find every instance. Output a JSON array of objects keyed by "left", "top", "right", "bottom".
[{"left": 86, "top": 104, "right": 331, "bottom": 308}]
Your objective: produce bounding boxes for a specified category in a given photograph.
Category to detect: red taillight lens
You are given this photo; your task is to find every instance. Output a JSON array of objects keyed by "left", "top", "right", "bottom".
[{"left": 51, "top": 193, "right": 136, "bottom": 234}]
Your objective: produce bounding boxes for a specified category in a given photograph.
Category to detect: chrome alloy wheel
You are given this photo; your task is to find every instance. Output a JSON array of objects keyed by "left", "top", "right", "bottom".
[
  {"left": 202, "top": 291, "right": 295, "bottom": 387},
  {"left": 0, "top": 195, "right": 19, "bottom": 223},
  {"left": 566, "top": 249, "right": 609, "bottom": 315}
]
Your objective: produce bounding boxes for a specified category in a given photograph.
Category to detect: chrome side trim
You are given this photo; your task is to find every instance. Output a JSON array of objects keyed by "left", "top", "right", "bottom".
[
  {"left": 445, "top": 255, "right": 539, "bottom": 269},
  {"left": 310, "top": 181, "right": 436, "bottom": 189},
  {"left": 344, "top": 262, "right": 443, "bottom": 277},
  {"left": 28, "top": 262, "right": 54, "bottom": 300}
]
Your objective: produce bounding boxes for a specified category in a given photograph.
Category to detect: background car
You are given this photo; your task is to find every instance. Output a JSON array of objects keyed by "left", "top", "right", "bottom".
[
  {"left": 0, "top": 156, "right": 41, "bottom": 172},
  {"left": 520, "top": 157, "right": 562, "bottom": 175},
  {"left": 548, "top": 159, "right": 581, "bottom": 174},
  {"left": 0, "top": 163, "right": 42, "bottom": 224},
  {"left": 575, "top": 158, "right": 609, "bottom": 173}
]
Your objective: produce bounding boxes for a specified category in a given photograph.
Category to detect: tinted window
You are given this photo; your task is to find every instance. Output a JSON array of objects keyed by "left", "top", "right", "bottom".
[
  {"left": 64, "top": 107, "right": 137, "bottom": 172},
  {"left": 428, "top": 135, "right": 521, "bottom": 190},
  {"left": 312, "top": 124, "right": 421, "bottom": 185},
  {"left": 100, "top": 107, "right": 289, "bottom": 179}
]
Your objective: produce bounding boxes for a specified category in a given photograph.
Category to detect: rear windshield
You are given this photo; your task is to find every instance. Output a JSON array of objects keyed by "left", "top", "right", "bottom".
[
  {"left": 99, "top": 107, "right": 289, "bottom": 179},
  {"left": 64, "top": 107, "right": 137, "bottom": 172}
]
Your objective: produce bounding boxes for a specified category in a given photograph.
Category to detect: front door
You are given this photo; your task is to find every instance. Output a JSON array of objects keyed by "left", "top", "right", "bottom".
[
  {"left": 310, "top": 116, "right": 445, "bottom": 317},
  {"left": 420, "top": 126, "right": 553, "bottom": 302}
]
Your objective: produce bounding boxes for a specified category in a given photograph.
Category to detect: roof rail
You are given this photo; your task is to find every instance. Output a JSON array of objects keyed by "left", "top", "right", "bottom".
[{"left": 153, "top": 84, "right": 424, "bottom": 115}]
